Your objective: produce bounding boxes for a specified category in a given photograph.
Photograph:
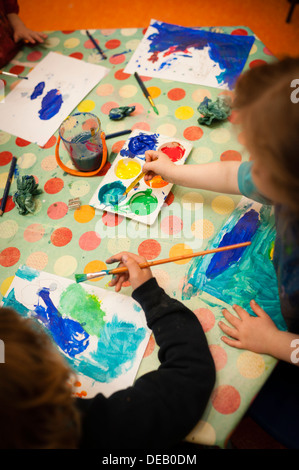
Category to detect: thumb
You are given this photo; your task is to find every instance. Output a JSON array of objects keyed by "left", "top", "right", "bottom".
[{"left": 122, "top": 254, "right": 141, "bottom": 277}]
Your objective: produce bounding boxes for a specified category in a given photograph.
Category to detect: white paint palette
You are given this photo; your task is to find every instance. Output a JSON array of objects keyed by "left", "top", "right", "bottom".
[{"left": 89, "top": 130, "right": 192, "bottom": 225}]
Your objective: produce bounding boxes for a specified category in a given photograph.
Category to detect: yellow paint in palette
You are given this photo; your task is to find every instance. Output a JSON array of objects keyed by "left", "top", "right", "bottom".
[{"left": 115, "top": 158, "right": 141, "bottom": 179}]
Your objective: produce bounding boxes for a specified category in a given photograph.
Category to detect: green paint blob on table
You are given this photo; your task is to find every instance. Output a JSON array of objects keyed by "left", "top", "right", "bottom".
[{"left": 58, "top": 283, "right": 106, "bottom": 337}]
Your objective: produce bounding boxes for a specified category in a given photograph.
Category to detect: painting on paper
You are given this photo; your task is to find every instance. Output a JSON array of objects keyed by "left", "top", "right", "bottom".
[
  {"left": 1, "top": 265, "right": 151, "bottom": 397},
  {"left": 89, "top": 129, "right": 192, "bottom": 225},
  {"left": 182, "top": 198, "right": 287, "bottom": 331},
  {"left": 0, "top": 52, "right": 109, "bottom": 146},
  {"left": 125, "top": 20, "right": 255, "bottom": 90}
]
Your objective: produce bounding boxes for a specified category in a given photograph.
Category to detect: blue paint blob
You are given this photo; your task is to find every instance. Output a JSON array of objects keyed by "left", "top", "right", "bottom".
[
  {"left": 120, "top": 133, "right": 158, "bottom": 158},
  {"left": 147, "top": 22, "right": 255, "bottom": 89},
  {"left": 98, "top": 181, "right": 126, "bottom": 206},
  {"left": 33, "top": 287, "right": 90, "bottom": 358},
  {"left": 206, "top": 209, "right": 259, "bottom": 279},
  {"left": 38, "top": 89, "right": 63, "bottom": 120},
  {"left": 30, "top": 81, "right": 45, "bottom": 100}
]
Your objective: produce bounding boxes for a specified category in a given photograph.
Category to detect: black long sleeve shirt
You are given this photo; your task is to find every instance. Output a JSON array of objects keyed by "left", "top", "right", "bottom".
[{"left": 77, "top": 277, "right": 215, "bottom": 449}]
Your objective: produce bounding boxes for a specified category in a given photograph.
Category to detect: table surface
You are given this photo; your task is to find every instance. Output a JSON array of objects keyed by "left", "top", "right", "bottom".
[{"left": 0, "top": 25, "right": 277, "bottom": 448}]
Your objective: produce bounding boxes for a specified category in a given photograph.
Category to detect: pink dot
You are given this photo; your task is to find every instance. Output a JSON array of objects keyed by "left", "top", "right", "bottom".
[
  {"left": 16, "top": 137, "right": 30, "bottom": 147},
  {"left": 62, "top": 30, "right": 75, "bottom": 34},
  {"left": 0, "top": 151, "right": 13, "bottom": 166},
  {"left": 84, "top": 38, "right": 100, "bottom": 49},
  {"left": 24, "top": 223, "right": 45, "bottom": 243},
  {"left": 44, "top": 177, "right": 64, "bottom": 194},
  {"left": 249, "top": 59, "right": 267, "bottom": 69},
  {"left": 9, "top": 65, "right": 25, "bottom": 75},
  {"left": 101, "top": 101, "right": 119, "bottom": 114},
  {"left": 193, "top": 308, "right": 215, "bottom": 332},
  {"left": 69, "top": 52, "right": 83, "bottom": 60},
  {"left": 138, "top": 239, "right": 161, "bottom": 260},
  {"left": 112, "top": 140, "right": 126, "bottom": 154},
  {"left": 27, "top": 50, "right": 42, "bottom": 61},
  {"left": 132, "top": 121, "right": 150, "bottom": 131},
  {"left": 109, "top": 54, "right": 125, "bottom": 65},
  {"left": 114, "top": 69, "right": 131, "bottom": 80},
  {"left": 263, "top": 46, "right": 273, "bottom": 56},
  {"left": 40, "top": 135, "right": 57, "bottom": 149},
  {"left": 130, "top": 102, "right": 145, "bottom": 115},
  {"left": 0, "top": 196, "right": 15, "bottom": 213},
  {"left": 231, "top": 28, "right": 248, "bottom": 35},
  {"left": 220, "top": 150, "right": 242, "bottom": 162},
  {"left": 209, "top": 344, "right": 227, "bottom": 371},
  {"left": 139, "top": 75, "right": 152, "bottom": 82},
  {"left": 79, "top": 231, "right": 101, "bottom": 251},
  {"left": 51, "top": 227, "right": 73, "bottom": 247},
  {"left": 183, "top": 126, "right": 203, "bottom": 141},
  {"left": 161, "top": 215, "right": 183, "bottom": 235},
  {"left": 167, "top": 88, "right": 186, "bottom": 101},
  {"left": 212, "top": 385, "right": 241, "bottom": 414},
  {"left": 102, "top": 211, "right": 123, "bottom": 227},
  {"left": 105, "top": 39, "right": 121, "bottom": 49},
  {"left": 0, "top": 247, "right": 20, "bottom": 267},
  {"left": 47, "top": 202, "right": 68, "bottom": 220}
]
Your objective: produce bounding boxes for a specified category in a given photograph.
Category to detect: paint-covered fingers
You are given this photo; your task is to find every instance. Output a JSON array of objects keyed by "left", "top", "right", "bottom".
[{"left": 106, "top": 252, "right": 152, "bottom": 292}]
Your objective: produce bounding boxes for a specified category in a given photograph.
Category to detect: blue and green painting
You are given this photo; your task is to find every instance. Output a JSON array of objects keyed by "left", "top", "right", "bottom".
[
  {"left": 2, "top": 265, "right": 148, "bottom": 383},
  {"left": 182, "top": 201, "right": 287, "bottom": 331}
]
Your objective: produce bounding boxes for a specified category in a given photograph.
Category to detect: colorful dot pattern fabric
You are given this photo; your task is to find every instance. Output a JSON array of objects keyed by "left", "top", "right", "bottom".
[{"left": 0, "top": 26, "right": 276, "bottom": 448}]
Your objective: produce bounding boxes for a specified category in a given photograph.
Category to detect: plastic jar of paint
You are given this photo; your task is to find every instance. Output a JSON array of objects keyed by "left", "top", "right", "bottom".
[{"left": 59, "top": 112, "right": 103, "bottom": 172}]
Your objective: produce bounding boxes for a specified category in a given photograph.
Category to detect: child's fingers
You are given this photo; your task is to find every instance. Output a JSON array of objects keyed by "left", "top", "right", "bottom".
[
  {"left": 144, "top": 150, "right": 159, "bottom": 162},
  {"left": 249, "top": 299, "right": 268, "bottom": 317},
  {"left": 232, "top": 304, "right": 249, "bottom": 320},
  {"left": 221, "top": 335, "right": 243, "bottom": 349},
  {"left": 218, "top": 319, "right": 239, "bottom": 339},
  {"left": 222, "top": 308, "right": 242, "bottom": 327}
]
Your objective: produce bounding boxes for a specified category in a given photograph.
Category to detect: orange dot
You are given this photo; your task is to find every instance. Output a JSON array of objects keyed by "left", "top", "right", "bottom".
[
  {"left": 220, "top": 150, "right": 242, "bottom": 162},
  {"left": 84, "top": 260, "right": 107, "bottom": 281},
  {"left": 146, "top": 86, "right": 161, "bottom": 98},
  {"left": 74, "top": 205, "right": 95, "bottom": 223},
  {"left": 138, "top": 239, "right": 161, "bottom": 260},
  {"left": 168, "top": 243, "right": 193, "bottom": 265}
]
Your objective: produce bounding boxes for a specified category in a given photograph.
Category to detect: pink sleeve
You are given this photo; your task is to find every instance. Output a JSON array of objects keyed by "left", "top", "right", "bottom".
[{"left": 4, "top": 0, "right": 20, "bottom": 15}]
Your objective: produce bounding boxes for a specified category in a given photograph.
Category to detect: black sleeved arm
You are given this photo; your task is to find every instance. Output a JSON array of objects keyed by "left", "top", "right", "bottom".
[{"left": 77, "top": 278, "right": 215, "bottom": 449}]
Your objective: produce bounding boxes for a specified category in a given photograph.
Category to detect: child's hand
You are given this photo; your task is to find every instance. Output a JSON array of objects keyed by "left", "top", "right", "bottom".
[
  {"left": 143, "top": 150, "right": 176, "bottom": 183},
  {"left": 219, "top": 300, "right": 279, "bottom": 355},
  {"left": 13, "top": 25, "right": 47, "bottom": 44},
  {"left": 106, "top": 252, "right": 153, "bottom": 292}
]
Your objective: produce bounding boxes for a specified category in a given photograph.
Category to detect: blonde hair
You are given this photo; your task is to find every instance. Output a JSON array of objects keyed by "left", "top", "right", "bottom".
[
  {"left": 234, "top": 57, "right": 299, "bottom": 213},
  {"left": 0, "top": 307, "right": 81, "bottom": 449}
]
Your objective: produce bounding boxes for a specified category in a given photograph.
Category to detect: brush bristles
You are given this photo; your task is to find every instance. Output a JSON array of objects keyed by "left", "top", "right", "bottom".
[{"left": 75, "top": 274, "right": 88, "bottom": 283}]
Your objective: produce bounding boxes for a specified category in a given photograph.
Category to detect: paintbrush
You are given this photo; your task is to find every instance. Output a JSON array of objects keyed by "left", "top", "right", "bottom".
[
  {"left": 0, "top": 156, "right": 17, "bottom": 216},
  {"left": 134, "top": 72, "right": 159, "bottom": 115},
  {"left": 0, "top": 70, "right": 28, "bottom": 80},
  {"left": 86, "top": 30, "right": 107, "bottom": 59},
  {"left": 75, "top": 241, "right": 251, "bottom": 283},
  {"left": 121, "top": 171, "right": 146, "bottom": 198}
]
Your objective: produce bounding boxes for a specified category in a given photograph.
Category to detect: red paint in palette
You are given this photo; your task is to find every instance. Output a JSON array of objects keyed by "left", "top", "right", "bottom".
[{"left": 160, "top": 142, "right": 185, "bottom": 162}]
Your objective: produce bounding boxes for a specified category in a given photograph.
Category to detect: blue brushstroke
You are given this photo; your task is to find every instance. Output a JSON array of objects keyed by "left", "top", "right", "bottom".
[
  {"left": 206, "top": 209, "right": 259, "bottom": 279},
  {"left": 147, "top": 21, "right": 255, "bottom": 89},
  {"left": 33, "top": 287, "right": 90, "bottom": 358},
  {"left": 2, "top": 287, "right": 31, "bottom": 317},
  {"left": 73, "top": 315, "right": 147, "bottom": 383},
  {"left": 38, "top": 89, "right": 63, "bottom": 120},
  {"left": 182, "top": 203, "right": 287, "bottom": 331},
  {"left": 120, "top": 133, "right": 158, "bottom": 158},
  {"left": 15, "top": 265, "right": 40, "bottom": 282},
  {"left": 30, "top": 81, "right": 45, "bottom": 100}
]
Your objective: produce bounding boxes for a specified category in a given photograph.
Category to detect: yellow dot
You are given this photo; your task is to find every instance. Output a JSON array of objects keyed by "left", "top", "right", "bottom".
[
  {"left": 175, "top": 106, "right": 194, "bottom": 120},
  {"left": 74, "top": 204, "right": 95, "bottom": 223},
  {"left": 0, "top": 131, "right": 11, "bottom": 145},
  {"left": 192, "top": 146, "right": 213, "bottom": 163},
  {"left": 152, "top": 269, "right": 170, "bottom": 289},
  {"left": 147, "top": 86, "right": 161, "bottom": 98},
  {"left": 202, "top": 219, "right": 214, "bottom": 239},
  {"left": 0, "top": 220, "right": 18, "bottom": 238},
  {"left": 169, "top": 243, "right": 193, "bottom": 265},
  {"left": 77, "top": 100, "right": 95, "bottom": 112},
  {"left": 64, "top": 37, "right": 80, "bottom": 48},
  {"left": 107, "top": 237, "right": 131, "bottom": 254},
  {"left": 150, "top": 103, "right": 168, "bottom": 117},
  {"left": 209, "top": 128, "right": 231, "bottom": 144},
  {"left": 18, "top": 153, "right": 37, "bottom": 169},
  {"left": 156, "top": 123, "right": 177, "bottom": 137},
  {"left": 69, "top": 180, "right": 90, "bottom": 197},
  {"left": 237, "top": 351, "right": 265, "bottom": 379},
  {"left": 96, "top": 83, "right": 114, "bottom": 96},
  {"left": 0, "top": 276, "right": 14, "bottom": 297},
  {"left": 191, "top": 219, "right": 203, "bottom": 239},
  {"left": 54, "top": 256, "right": 77, "bottom": 276},
  {"left": 212, "top": 195, "right": 235, "bottom": 215},
  {"left": 119, "top": 84, "right": 137, "bottom": 98},
  {"left": 181, "top": 191, "right": 204, "bottom": 210},
  {"left": 185, "top": 420, "right": 216, "bottom": 446},
  {"left": 0, "top": 172, "right": 9, "bottom": 189},
  {"left": 84, "top": 260, "right": 107, "bottom": 281}
]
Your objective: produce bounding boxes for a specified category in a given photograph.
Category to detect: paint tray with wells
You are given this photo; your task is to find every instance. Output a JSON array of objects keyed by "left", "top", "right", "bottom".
[{"left": 89, "top": 130, "right": 193, "bottom": 225}]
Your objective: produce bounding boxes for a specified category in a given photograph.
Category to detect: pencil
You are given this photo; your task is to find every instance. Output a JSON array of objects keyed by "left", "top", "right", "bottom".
[
  {"left": 86, "top": 30, "right": 107, "bottom": 59},
  {"left": 0, "top": 156, "right": 17, "bottom": 216},
  {"left": 75, "top": 241, "right": 251, "bottom": 282},
  {"left": 134, "top": 72, "right": 159, "bottom": 115},
  {"left": 0, "top": 70, "right": 28, "bottom": 80}
]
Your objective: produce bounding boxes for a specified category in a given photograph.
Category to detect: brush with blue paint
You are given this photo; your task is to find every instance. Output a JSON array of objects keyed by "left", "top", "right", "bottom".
[
  {"left": 75, "top": 241, "right": 251, "bottom": 283},
  {"left": 0, "top": 70, "right": 28, "bottom": 80}
]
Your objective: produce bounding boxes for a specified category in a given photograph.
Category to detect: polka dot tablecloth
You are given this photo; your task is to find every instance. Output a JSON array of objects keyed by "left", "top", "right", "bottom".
[{"left": 0, "top": 26, "right": 276, "bottom": 448}]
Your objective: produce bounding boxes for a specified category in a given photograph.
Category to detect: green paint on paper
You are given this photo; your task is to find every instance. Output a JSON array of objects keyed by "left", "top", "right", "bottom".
[{"left": 58, "top": 283, "right": 106, "bottom": 337}]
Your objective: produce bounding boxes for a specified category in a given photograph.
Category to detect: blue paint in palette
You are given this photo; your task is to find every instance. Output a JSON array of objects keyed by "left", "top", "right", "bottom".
[
  {"left": 147, "top": 21, "right": 255, "bottom": 89},
  {"left": 120, "top": 133, "right": 158, "bottom": 158}
]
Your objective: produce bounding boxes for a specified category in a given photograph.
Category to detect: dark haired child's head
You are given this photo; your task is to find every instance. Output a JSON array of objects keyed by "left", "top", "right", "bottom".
[
  {"left": 0, "top": 307, "right": 80, "bottom": 449},
  {"left": 234, "top": 57, "right": 299, "bottom": 214}
]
